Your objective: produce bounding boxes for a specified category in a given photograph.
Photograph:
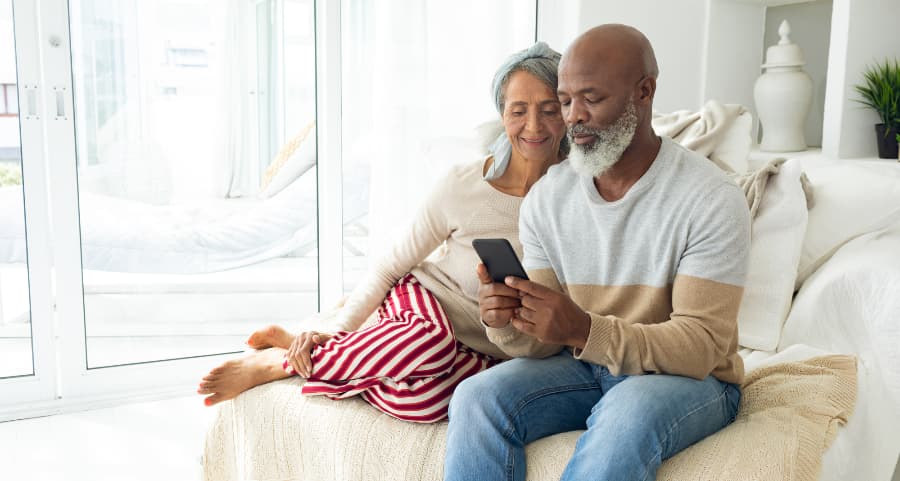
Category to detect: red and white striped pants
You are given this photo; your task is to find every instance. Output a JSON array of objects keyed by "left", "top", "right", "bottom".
[{"left": 284, "top": 274, "right": 499, "bottom": 423}]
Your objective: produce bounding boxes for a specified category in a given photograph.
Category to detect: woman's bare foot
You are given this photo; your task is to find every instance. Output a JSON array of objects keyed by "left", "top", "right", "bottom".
[
  {"left": 246, "top": 324, "right": 294, "bottom": 350},
  {"left": 198, "top": 347, "right": 292, "bottom": 406}
]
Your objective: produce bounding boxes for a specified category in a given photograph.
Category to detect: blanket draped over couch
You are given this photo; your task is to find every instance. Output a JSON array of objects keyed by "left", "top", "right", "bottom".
[{"left": 203, "top": 354, "right": 856, "bottom": 481}]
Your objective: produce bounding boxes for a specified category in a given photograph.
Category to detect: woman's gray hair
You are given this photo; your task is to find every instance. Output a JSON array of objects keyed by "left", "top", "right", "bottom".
[
  {"left": 484, "top": 41, "right": 567, "bottom": 181},
  {"left": 491, "top": 41, "right": 562, "bottom": 114}
]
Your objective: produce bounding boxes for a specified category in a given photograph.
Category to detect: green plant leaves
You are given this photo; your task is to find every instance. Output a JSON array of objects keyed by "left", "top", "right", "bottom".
[{"left": 854, "top": 59, "right": 900, "bottom": 131}]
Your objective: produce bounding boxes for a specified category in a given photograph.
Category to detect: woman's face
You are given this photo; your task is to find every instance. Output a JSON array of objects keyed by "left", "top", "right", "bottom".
[{"left": 501, "top": 70, "right": 566, "bottom": 165}]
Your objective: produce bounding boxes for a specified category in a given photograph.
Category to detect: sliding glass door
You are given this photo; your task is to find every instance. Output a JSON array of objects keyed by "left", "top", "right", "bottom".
[
  {"left": 0, "top": 0, "right": 32, "bottom": 379},
  {"left": 1, "top": 0, "right": 320, "bottom": 416},
  {"left": 61, "top": 0, "right": 319, "bottom": 369}
]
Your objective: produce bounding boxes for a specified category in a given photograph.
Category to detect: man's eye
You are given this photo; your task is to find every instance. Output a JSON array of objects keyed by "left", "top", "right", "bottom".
[
  {"left": 559, "top": 99, "right": 571, "bottom": 107},
  {"left": 511, "top": 111, "right": 525, "bottom": 116},
  {"left": 542, "top": 109, "right": 559, "bottom": 116}
]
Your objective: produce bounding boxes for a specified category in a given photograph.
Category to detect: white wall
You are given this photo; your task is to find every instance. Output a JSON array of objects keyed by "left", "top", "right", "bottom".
[
  {"left": 570, "top": 0, "right": 708, "bottom": 113},
  {"left": 704, "top": 1, "right": 767, "bottom": 138},
  {"left": 823, "top": 0, "right": 900, "bottom": 158},
  {"left": 764, "top": 1, "right": 833, "bottom": 147},
  {"left": 538, "top": 0, "right": 768, "bottom": 116}
]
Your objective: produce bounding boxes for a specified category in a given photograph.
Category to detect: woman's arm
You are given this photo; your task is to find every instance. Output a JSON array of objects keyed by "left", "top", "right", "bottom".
[{"left": 331, "top": 169, "right": 458, "bottom": 331}]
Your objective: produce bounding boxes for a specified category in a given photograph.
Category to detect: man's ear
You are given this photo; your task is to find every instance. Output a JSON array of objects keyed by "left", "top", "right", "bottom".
[{"left": 637, "top": 76, "right": 656, "bottom": 104}]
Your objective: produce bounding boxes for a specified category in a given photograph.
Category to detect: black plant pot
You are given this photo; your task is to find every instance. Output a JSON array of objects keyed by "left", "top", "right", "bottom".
[{"left": 875, "top": 123, "right": 899, "bottom": 159}]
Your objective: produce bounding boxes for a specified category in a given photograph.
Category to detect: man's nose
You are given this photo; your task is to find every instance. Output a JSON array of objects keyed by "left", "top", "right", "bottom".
[{"left": 564, "top": 101, "right": 587, "bottom": 126}]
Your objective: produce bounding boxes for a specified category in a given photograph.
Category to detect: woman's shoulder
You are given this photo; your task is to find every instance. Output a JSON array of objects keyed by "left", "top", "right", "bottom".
[{"left": 440, "top": 156, "right": 491, "bottom": 187}]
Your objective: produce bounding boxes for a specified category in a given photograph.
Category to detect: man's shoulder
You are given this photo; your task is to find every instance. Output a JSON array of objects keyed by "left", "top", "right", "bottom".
[
  {"left": 528, "top": 160, "right": 578, "bottom": 199},
  {"left": 659, "top": 138, "right": 741, "bottom": 203}
]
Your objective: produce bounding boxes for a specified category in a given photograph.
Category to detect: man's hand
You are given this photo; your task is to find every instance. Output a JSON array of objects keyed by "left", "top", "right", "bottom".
[
  {"left": 286, "top": 331, "right": 333, "bottom": 378},
  {"left": 476, "top": 263, "right": 522, "bottom": 328},
  {"left": 506, "top": 276, "right": 591, "bottom": 348}
]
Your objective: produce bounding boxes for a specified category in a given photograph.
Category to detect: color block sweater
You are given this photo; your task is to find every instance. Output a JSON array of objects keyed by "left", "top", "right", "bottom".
[
  {"left": 332, "top": 158, "right": 557, "bottom": 360},
  {"left": 518, "top": 137, "right": 750, "bottom": 384}
]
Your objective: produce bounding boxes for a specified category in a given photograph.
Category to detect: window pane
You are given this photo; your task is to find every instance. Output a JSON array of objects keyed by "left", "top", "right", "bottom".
[
  {"left": 0, "top": 0, "right": 33, "bottom": 378},
  {"left": 341, "top": 0, "right": 536, "bottom": 292},
  {"left": 6, "top": 84, "right": 17, "bottom": 114},
  {"left": 68, "top": 0, "right": 318, "bottom": 368}
]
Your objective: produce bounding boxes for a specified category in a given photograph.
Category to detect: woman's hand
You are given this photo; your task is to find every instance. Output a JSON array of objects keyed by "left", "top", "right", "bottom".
[{"left": 286, "top": 331, "right": 333, "bottom": 377}]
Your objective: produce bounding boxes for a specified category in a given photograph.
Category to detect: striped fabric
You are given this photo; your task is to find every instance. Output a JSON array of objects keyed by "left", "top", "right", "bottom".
[{"left": 284, "top": 274, "right": 498, "bottom": 423}]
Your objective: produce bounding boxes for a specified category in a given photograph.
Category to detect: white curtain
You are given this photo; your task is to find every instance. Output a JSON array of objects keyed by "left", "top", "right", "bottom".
[
  {"left": 342, "top": 0, "right": 537, "bottom": 258},
  {"left": 221, "top": 0, "right": 255, "bottom": 198}
]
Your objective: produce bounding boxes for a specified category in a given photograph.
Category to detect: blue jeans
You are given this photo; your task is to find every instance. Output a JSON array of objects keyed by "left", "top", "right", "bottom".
[{"left": 444, "top": 350, "right": 740, "bottom": 481}]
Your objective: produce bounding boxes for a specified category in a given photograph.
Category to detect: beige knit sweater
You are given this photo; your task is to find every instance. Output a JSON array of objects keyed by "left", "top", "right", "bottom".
[{"left": 329, "top": 157, "right": 552, "bottom": 360}]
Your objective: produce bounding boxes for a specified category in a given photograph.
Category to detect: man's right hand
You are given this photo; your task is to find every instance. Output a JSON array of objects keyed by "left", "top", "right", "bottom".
[
  {"left": 477, "top": 263, "right": 523, "bottom": 328},
  {"left": 286, "top": 331, "right": 333, "bottom": 378}
]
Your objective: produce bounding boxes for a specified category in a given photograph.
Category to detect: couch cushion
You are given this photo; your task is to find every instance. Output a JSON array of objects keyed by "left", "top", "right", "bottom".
[{"left": 737, "top": 158, "right": 808, "bottom": 351}]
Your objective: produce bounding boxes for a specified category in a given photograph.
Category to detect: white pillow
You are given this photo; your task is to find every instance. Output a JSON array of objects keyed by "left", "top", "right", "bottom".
[
  {"left": 737, "top": 158, "right": 808, "bottom": 351},
  {"left": 258, "top": 123, "right": 317, "bottom": 199},
  {"left": 795, "top": 160, "right": 900, "bottom": 289}
]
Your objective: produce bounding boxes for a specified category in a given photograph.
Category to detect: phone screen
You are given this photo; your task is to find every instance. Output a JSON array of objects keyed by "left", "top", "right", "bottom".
[{"left": 472, "top": 238, "right": 529, "bottom": 283}]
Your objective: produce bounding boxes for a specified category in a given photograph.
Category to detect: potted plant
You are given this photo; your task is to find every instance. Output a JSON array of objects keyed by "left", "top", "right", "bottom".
[{"left": 854, "top": 59, "right": 900, "bottom": 159}]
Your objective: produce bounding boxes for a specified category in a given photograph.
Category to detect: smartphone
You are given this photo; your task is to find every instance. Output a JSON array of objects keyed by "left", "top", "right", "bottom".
[{"left": 472, "top": 238, "right": 529, "bottom": 283}]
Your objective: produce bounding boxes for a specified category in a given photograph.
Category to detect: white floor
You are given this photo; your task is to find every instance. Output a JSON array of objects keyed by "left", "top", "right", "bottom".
[{"left": 0, "top": 395, "right": 217, "bottom": 481}]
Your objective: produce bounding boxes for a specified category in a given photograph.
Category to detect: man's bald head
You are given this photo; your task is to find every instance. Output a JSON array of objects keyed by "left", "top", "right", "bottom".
[{"left": 561, "top": 24, "right": 658, "bottom": 87}]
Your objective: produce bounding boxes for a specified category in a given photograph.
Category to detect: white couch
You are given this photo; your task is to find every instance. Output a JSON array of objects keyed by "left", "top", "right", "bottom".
[{"left": 202, "top": 121, "right": 900, "bottom": 481}]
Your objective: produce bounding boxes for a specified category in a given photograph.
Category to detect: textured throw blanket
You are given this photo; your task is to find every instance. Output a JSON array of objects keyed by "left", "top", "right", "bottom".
[
  {"left": 203, "top": 355, "right": 857, "bottom": 481},
  {"left": 733, "top": 157, "right": 816, "bottom": 218},
  {"left": 651, "top": 100, "right": 747, "bottom": 173}
]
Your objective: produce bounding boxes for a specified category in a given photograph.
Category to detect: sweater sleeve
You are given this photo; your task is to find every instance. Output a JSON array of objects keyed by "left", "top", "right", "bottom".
[
  {"left": 329, "top": 169, "right": 457, "bottom": 332},
  {"left": 484, "top": 190, "right": 565, "bottom": 358},
  {"left": 572, "top": 183, "right": 750, "bottom": 380}
]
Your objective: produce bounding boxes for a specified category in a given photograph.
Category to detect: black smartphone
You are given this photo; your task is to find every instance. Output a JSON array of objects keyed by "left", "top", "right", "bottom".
[{"left": 472, "top": 238, "right": 529, "bottom": 283}]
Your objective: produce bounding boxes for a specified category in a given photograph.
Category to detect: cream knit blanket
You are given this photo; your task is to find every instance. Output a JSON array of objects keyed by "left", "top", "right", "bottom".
[{"left": 203, "top": 355, "right": 857, "bottom": 481}]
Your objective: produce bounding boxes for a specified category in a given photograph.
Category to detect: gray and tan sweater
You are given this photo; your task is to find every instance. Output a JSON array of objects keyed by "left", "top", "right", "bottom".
[
  {"left": 517, "top": 137, "right": 750, "bottom": 384},
  {"left": 332, "top": 158, "right": 556, "bottom": 360}
]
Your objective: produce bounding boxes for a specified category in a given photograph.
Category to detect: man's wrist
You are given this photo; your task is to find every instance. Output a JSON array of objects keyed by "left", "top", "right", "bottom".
[{"left": 568, "top": 311, "right": 591, "bottom": 349}]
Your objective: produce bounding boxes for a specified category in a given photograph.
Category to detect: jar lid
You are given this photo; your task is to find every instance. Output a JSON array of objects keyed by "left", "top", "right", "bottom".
[{"left": 762, "top": 20, "right": 805, "bottom": 68}]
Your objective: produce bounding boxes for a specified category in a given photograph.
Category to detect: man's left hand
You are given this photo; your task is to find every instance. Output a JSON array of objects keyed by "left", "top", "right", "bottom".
[{"left": 506, "top": 277, "right": 591, "bottom": 349}]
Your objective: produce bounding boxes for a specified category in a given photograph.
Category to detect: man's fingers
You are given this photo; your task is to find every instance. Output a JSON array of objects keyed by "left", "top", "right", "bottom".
[
  {"left": 511, "top": 316, "right": 536, "bottom": 337},
  {"left": 519, "top": 293, "right": 545, "bottom": 310},
  {"left": 483, "top": 282, "right": 521, "bottom": 299},
  {"left": 476, "top": 263, "right": 493, "bottom": 285},
  {"left": 505, "top": 277, "right": 552, "bottom": 299},
  {"left": 483, "top": 308, "right": 515, "bottom": 326},
  {"left": 481, "top": 296, "right": 522, "bottom": 311},
  {"left": 515, "top": 306, "right": 537, "bottom": 322}
]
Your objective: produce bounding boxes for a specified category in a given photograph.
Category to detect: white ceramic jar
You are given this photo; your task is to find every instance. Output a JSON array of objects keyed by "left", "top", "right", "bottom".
[{"left": 754, "top": 20, "right": 813, "bottom": 152}]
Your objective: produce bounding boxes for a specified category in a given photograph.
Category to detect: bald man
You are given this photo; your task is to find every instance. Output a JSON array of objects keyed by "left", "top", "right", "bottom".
[{"left": 445, "top": 25, "right": 750, "bottom": 481}]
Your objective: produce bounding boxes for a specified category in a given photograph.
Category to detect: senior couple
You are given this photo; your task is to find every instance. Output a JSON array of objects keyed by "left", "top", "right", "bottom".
[{"left": 199, "top": 24, "right": 750, "bottom": 481}]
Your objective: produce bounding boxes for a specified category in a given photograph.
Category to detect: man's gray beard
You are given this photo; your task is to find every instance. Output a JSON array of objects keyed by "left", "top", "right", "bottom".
[{"left": 567, "top": 100, "right": 638, "bottom": 178}]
